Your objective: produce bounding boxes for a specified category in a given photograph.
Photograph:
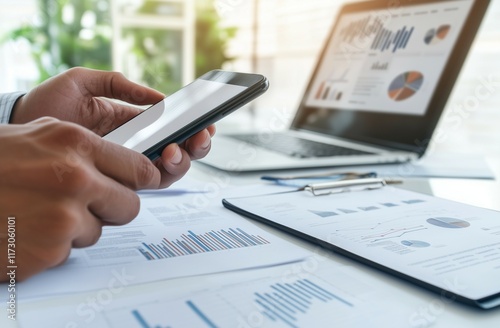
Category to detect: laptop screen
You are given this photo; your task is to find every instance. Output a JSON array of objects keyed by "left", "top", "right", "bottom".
[{"left": 292, "top": 0, "right": 489, "bottom": 154}]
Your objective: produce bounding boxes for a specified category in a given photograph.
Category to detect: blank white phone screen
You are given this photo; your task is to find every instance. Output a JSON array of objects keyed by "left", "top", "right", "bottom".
[{"left": 103, "top": 79, "right": 246, "bottom": 153}]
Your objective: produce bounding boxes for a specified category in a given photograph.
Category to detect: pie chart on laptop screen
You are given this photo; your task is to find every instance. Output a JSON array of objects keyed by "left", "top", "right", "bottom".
[
  {"left": 424, "top": 24, "right": 451, "bottom": 45},
  {"left": 388, "top": 71, "right": 424, "bottom": 101}
]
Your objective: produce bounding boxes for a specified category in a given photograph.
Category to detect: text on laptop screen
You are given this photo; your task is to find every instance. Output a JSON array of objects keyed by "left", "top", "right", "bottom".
[{"left": 305, "top": 0, "right": 473, "bottom": 116}]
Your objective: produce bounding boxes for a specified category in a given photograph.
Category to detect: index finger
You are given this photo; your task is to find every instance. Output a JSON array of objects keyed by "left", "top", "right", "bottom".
[{"left": 94, "top": 138, "right": 161, "bottom": 190}]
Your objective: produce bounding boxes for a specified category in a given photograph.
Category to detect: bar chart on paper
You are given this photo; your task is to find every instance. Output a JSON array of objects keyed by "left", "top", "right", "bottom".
[
  {"left": 138, "top": 227, "right": 270, "bottom": 260},
  {"left": 130, "top": 301, "right": 218, "bottom": 328},
  {"left": 14, "top": 198, "right": 311, "bottom": 300},
  {"left": 103, "top": 271, "right": 364, "bottom": 328}
]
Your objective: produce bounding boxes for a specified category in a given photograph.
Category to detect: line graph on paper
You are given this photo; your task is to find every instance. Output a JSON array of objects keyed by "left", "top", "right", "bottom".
[
  {"left": 329, "top": 209, "right": 442, "bottom": 245},
  {"left": 333, "top": 223, "right": 428, "bottom": 244},
  {"left": 358, "top": 225, "right": 428, "bottom": 243}
]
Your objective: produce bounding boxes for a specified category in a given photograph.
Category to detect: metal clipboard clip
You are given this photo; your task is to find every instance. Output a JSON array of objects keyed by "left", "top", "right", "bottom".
[{"left": 302, "top": 178, "right": 401, "bottom": 196}]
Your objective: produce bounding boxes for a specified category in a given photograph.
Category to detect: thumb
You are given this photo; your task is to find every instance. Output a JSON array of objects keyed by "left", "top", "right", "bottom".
[{"left": 92, "top": 99, "right": 143, "bottom": 136}]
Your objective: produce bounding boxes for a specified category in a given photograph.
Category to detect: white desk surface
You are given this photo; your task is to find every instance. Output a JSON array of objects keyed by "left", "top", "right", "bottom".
[{"left": 4, "top": 157, "right": 500, "bottom": 328}]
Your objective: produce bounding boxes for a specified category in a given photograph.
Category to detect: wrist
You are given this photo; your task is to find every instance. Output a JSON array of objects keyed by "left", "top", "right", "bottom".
[{"left": 9, "top": 94, "right": 25, "bottom": 124}]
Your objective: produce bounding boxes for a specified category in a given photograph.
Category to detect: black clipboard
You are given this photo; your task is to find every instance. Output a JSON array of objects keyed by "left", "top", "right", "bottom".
[{"left": 223, "top": 179, "right": 500, "bottom": 309}]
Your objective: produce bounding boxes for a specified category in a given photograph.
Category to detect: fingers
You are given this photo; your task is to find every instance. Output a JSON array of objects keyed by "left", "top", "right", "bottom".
[
  {"left": 90, "top": 98, "right": 143, "bottom": 136},
  {"left": 94, "top": 138, "right": 161, "bottom": 190},
  {"left": 89, "top": 176, "right": 141, "bottom": 225},
  {"left": 207, "top": 124, "right": 216, "bottom": 137},
  {"left": 28, "top": 119, "right": 162, "bottom": 191},
  {"left": 156, "top": 143, "right": 192, "bottom": 188},
  {"left": 71, "top": 209, "right": 104, "bottom": 248},
  {"left": 155, "top": 126, "right": 215, "bottom": 188},
  {"left": 68, "top": 67, "right": 165, "bottom": 105},
  {"left": 182, "top": 126, "right": 216, "bottom": 160}
]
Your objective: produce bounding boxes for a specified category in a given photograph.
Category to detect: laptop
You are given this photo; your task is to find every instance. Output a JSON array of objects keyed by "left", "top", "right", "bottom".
[{"left": 200, "top": 0, "right": 489, "bottom": 172}]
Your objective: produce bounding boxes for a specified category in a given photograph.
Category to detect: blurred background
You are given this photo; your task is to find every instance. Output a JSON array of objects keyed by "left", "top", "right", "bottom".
[{"left": 1, "top": 0, "right": 499, "bottom": 158}]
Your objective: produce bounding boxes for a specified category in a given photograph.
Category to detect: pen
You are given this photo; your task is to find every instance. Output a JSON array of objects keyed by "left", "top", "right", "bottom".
[
  {"left": 302, "top": 177, "right": 403, "bottom": 196},
  {"left": 261, "top": 171, "right": 377, "bottom": 182}
]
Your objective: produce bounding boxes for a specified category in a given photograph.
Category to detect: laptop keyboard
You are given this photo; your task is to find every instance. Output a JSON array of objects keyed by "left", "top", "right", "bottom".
[{"left": 230, "top": 133, "right": 374, "bottom": 158}]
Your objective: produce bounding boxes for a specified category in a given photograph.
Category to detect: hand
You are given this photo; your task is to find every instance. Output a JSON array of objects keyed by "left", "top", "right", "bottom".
[
  {"left": 11, "top": 67, "right": 215, "bottom": 188},
  {"left": 0, "top": 118, "right": 162, "bottom": 281},
  {"left": 10, "top": 67, "right": 166, "bottom": 133}
]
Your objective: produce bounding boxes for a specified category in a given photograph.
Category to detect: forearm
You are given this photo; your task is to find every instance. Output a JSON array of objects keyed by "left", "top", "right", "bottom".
[{"left": 0, "top": 92, "right": 25, "bottom": 124}]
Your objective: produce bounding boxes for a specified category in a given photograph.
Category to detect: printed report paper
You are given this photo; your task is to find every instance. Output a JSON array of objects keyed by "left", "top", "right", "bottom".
[
  {"left": 18, "top": 262, "right": 413, "bottom": 328},
  {"left": 224, "top": 186, "right": 500, "bottom": 307},
  {"left": 13, "top": 194, "right": 309, "bottom": 300}
]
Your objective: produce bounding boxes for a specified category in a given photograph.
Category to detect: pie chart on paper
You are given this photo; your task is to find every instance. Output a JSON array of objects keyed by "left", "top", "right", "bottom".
[
  {"left": 388, "top": 71, "right": 424, "bottom": 101},
  {"left": 401, "top": 240, "right": 431, "bottom": 248},
  {"left": 426, "top": 217, "right": 470, "bottom": 229}
]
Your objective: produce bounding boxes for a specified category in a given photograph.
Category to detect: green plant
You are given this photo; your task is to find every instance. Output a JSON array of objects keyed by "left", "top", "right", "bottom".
[
  {"left": 4, "top": 0, "right": 112, "bottom": 84},
  {"left": 3, "top": 0, "right": 235, "bottom": 92},
  {"left": 124, "top": 0, "right": 237, "bottom": 94},
  {"left": 195, "top": 0, "right": 236, "bottom": 77},
  {"left": 122, "top": 25, "right": 184, "bottom": 95}
]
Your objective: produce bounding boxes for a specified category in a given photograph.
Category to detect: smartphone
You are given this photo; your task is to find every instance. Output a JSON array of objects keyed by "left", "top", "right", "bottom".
[{"left": 103, "top": 70, "right": 269, "bottom": 160}]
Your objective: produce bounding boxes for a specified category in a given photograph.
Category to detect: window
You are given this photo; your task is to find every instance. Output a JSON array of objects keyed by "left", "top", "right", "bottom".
[{"left": 221, "top": 0, "right": 500, "bottom": 156}]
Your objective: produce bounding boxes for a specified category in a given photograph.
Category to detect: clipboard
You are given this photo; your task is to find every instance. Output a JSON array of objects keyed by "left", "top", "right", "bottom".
[{"left": 223, "top": 179, "right": 500, "bottom": 309}]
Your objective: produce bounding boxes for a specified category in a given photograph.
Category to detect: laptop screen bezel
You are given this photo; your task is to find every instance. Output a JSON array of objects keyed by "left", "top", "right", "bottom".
[{"left": 290, "top": 0, "right": 490, "bottom": 156}]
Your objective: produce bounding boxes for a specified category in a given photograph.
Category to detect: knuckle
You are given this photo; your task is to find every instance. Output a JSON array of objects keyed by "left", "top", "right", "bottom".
[
  {"left": 45, "top": 122, "right": 96, "bottom": 175},
  {"left": 50, "top": 246, "right": 72, "bottom": 268},
  {"left": 131, "top": 194, "right": 141, "bottom": 216},
  {"left": 134, "top": 156, "right": 158, "bottom": 188},
  {"left": 86, "top": 223, "right": 103, "bottom": 247},
  {"left": 33, "top": 116, "right": 60, "bottom": 124},
  {"left": 107, "top": 71, "right": 126, "bottom": 89},
  {"left": 36, "top": 120, "right": 94, "bottom": 151},
  {"left": 17, "top": 206, "right": 80, "bottom": 272},
  {"left": 56, "top": 122, "right": 93, "bottom": 145},
  {"left": 37, "top": 206, "right": 80, "bottom": 246},
  {"left": 66, "top": 66, "right": 85, "bottom": 77},
  {"left": 122, "top": 193, "right": 141, "bottom": 223},
  {"left": 111, "top": 71, "right": 126, "bottom": 79},
  {"left": 63, "top": 165, "right": 96, "bottom": 195},
  {"left": 87, "top": 226, "right": 102, "bottom": 246},
  {"left": 22, "top": 246, "right": 71, "bottom": 277}
]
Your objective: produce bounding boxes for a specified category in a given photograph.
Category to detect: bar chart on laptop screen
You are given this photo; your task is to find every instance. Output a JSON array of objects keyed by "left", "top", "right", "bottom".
[
  {"left": 305, "top": 0, "right": 474, "bottom": 116},
  {"left": 338, "top": 15, "right": 415, "bottom": 53}
]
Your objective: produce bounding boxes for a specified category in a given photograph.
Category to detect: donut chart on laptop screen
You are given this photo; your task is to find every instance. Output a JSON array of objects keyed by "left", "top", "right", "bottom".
[{"left": 388, "top": 71, "right": 424, "bottom": 102}]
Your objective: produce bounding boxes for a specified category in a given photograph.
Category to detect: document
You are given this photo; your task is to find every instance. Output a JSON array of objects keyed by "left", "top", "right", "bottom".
[
  {"left": 351, "top": 154, "right": 495, "bottom": 179},
  {"left": 18, "top": 261, "right": 413, "bottom": 328},
  {"left": 13, "top": 190, "right": 310, "bottom": 300},
  {"left": 224, "top": 186, "right": 500, "bottom": 309}
]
